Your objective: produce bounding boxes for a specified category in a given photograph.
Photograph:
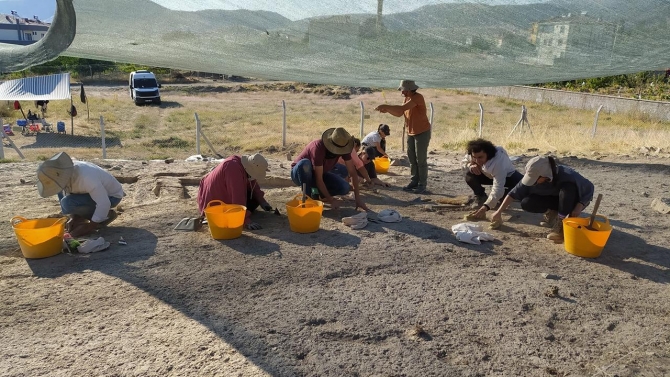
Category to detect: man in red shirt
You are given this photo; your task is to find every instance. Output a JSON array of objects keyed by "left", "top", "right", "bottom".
[
  {"left": 291, "top": 127, "right": 369, "bottom": 211},
  {"left": 198, "top": 153, "right": 273, "bottom": 230}
]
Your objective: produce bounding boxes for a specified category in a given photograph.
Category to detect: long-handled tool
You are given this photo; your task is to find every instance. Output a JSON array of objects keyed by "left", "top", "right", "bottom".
[
  {"left": 586, "top": 193, "right": 603, "bottom": 230},
  {"left": 301, "top": 183, "right": 307, "bottom": 207}
]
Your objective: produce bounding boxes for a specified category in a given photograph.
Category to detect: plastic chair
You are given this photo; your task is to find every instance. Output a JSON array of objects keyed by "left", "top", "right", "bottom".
[{"left": 57, "top": 121, "right": 66, "bottom": 134}]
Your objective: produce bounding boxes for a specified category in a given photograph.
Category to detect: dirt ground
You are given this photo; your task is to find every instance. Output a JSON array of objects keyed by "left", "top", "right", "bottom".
[{"left": 1, "top": 146, "right": 669, "bottom": 377}]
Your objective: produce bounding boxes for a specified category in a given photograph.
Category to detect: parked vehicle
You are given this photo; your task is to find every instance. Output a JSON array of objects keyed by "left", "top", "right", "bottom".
[{"left": 129, "top": 70, "right": 162, "bottom": 105}]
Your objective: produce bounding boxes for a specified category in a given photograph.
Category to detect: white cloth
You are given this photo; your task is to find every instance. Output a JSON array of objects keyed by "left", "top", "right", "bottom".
[
  {"left": 461, "top": 146, "right": 518, "bottom": 208},
  {"left": 342, "top": 211, "right": 368, "bottom": 229},
  {"left": 66, "top": 161, "right": 125, "bottom": 223},
  {"left": 451, "top": 223, "right": 496, "bottom": 245},
  {"left": 378, "top": 209, "right": 402, "bottom": 223},
  {"left": 77, "top": 237, "right": 111, "bottom": 253},
  {"left": 362, "top": 131, "right": 382, "bottom": 146}
]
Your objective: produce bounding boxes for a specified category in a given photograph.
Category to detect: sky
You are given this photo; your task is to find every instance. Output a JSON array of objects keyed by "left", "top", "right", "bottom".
[{"left": 0, "top": 0, "right": 55, "bottom": 22}]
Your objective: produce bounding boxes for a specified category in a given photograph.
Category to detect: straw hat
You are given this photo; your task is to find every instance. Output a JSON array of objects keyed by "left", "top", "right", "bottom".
[
  {"left": 521, "top": 156, "right": 553, "bottom": 186},
  {"left": 322, "top": 127, "right": 354, "bottom": 155},
  {"left": 398, "top": 80, "right": 419, "bottom": 91},
  {"left": 241, "top": 153, "right": 268, "bottom": 181},
  {"left": 36, "top": 152, "right": 74, "bottom": 197}
]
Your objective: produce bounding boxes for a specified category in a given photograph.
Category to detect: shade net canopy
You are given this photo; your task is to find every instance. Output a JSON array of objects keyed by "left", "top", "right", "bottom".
[
  {"left": 0, "top": 73, "right": 71, "bottom": 100},
  {"left": 2, "top": 0, "right": 670, "bottom": 88}
]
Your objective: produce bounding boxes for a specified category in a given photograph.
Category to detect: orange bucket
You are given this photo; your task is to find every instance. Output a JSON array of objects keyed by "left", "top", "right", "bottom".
[
  {"left": 11, "top": 216, "right": 67, "bottom": 259},
  {"left": 563, "top": 215, "right": 612, "bottom": 258},
  {"left": 373, "top": 156, "right": 391, "bottom": 174},
  {"left": 286, "top": 194, "right": 323, "bottom": 233},
  {"left": 203, "top": 200, "right": 246, "bottom": 240}
]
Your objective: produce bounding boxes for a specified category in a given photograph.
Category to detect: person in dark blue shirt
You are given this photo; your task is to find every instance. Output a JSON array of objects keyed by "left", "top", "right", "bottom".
[{"left": 491, "top": 156, "right": 594, "bottom": 243}]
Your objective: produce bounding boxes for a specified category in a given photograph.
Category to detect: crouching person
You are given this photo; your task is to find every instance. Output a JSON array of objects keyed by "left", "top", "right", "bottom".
[
  {"left": 491, "top": 156, "right": 594, "bottom": 243},
  {"left": 37, "top": 152, "right": 125, "bottom": 237},
  {"left": 291, "top": 127, "right": 369, "bottom": 211},
  {"left": 198, "top": 153, "right": 273, "bottom": 231},
  {"left": 462, "top": 139, "right": 523, "bottom": 220}
]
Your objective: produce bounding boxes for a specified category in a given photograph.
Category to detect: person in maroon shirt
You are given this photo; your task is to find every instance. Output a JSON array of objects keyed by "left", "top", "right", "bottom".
[
  {"left": 197, "top": 153, "right": 273, "bottom": 230},
  {"left": 291, "top": 127, "right": 369, "bottom": 211}
]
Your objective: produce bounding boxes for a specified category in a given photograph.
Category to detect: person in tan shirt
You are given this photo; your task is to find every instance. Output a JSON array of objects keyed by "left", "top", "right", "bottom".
[{"left": 374, "top": 80, "right": 431, "bottom": 193}]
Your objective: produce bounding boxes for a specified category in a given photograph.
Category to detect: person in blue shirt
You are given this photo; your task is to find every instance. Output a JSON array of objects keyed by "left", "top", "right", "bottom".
[{"left": 491, "top": 156, "right": 594, "bottom": 243}]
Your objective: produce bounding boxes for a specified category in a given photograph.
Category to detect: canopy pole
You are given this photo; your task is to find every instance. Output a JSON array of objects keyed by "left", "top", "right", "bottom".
[{"left": 70, "top": 96, "right": 74, "bottom": 135}]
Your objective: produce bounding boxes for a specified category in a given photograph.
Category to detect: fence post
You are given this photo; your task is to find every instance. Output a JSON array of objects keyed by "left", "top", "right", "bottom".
[
  {"left": 0, "top": 133, "right": 4, "bottom": 159},
  {"left": 194, "top": 112, "right": 201, "bottom": 155},
  {"left": 282, "top": 100, "right": 287, "bottom": 147},
  {"left": 591, "top": 105, "right": 603, "bottom": 138},
  {"left": 100, "top": 116, "right": 106, "bottom": 159},
  {"left": 478, "top": 103, "right": 484, "bottom": 137},
  {"left": 360, "top": 101, "right": 365, "bottom": 138}
]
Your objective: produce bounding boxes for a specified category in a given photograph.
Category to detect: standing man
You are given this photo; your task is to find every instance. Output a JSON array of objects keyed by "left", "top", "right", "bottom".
[
  {"left": 36, "top": 152, "right": 124, "bottom": 237},
  {"left": 291, "top": 127, "right": 369, "bottom": 211},
  {"left": 374, "top": 80, "right": 431, "bottom": 193},
  {"left": 198, "top": 153, "right": 274, "bottom": 231},
  {"left": 463, "top": 139, "right": 523, "bottom": 220}
]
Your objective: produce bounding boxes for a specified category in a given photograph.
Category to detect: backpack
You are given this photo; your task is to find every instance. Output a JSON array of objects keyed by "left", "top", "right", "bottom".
[{"left": 68, "top": 105, "right": 77, "bottom": 117}]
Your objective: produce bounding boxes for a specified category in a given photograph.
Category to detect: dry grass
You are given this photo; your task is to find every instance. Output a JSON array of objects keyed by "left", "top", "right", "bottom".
[{"left": 3, "top": 87, "right": 669, "bottom": 162}]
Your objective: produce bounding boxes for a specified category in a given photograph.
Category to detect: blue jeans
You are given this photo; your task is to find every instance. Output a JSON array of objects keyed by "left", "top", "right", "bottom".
[
  {"left": 58, "top": 192, "right": 122, "bottom": 220},
  {"left": 291, "top": 159, "right": 351, "bottom": 197}
]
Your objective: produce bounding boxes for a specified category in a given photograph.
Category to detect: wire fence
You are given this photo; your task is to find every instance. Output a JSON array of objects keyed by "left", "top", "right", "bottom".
[
  {"left": 1, "top": 99, "right": 425, "bottom": 162},
  {"left": 2, "top": 66, "right": 670, "bottom": 163}
]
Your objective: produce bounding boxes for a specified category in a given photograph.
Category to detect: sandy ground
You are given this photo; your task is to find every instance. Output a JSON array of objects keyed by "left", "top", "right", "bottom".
[{"left": 1, "top": 150, "right": 669, "bottom": 377}]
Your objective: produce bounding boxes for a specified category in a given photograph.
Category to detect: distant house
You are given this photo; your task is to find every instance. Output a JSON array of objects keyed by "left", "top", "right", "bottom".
[
  {"left": 0, "top": 14, "right": 50, "bottom": 45},
  {"left": 531, "top": 14, "right": 618, "bottom": 66}
]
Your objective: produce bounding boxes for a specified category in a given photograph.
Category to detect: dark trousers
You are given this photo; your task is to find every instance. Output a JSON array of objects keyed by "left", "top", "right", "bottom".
[
  {"left": 520, "top": 182, "right": 579, "bottom": 217},
  {"left": 363, "top": 161, "right": 377, "bottom": 179},
  {"left": 465, "top": 170, "right": 523, "bottom": 198}
]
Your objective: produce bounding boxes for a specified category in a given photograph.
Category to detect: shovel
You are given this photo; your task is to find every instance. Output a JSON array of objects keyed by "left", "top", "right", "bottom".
[
  {"left": 586, "top": 194, "right": 603, "bottom": 230},
  {"left": 301, "top": 183, "right": 308, "bottom": 207}
]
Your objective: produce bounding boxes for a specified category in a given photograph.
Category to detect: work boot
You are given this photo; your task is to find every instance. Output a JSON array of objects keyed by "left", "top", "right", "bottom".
[
  {"left": 547, "top": 218, "right": 564, "bottom": 243},
  {"left": 540, "top": 209, "right": 558, "bottom": 227},
  {"left": 403, "top": 181, "right": 419, "bottom": 192},
  {"left": 470, "top": 194, "right": 487, "bottom": 209},
  {"left": 413, "top": 185, "right": 427, "bottom": 194}
]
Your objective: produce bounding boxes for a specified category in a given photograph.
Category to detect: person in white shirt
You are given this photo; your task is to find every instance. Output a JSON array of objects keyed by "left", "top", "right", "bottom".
[
  {"left": 461, "top": 139, "right": 522, "bottom": 219},
  {"left": 361, "top": 124, "right": 390, "bottom": 159},
  {"left": 36, "top": 152, "right": 125, "bottom": 237}
]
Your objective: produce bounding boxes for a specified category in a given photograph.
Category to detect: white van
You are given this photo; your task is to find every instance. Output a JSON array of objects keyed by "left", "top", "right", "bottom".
[{"left": 129, "top": 70, "right": 162, "bottom": 105}]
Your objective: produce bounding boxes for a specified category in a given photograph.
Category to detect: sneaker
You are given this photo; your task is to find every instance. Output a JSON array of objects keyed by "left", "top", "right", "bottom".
[
  {"left": 403, "top": 182, "right": 419, "bottom": 191},
  {"left": 413, "top": 185, "right": 428, "bottom": 194},
  {"left": 98, "top": 210, "right": 118, "bottom": 227},
  {"left": 540, "top": 209, "right": 558, "bottom": 227},
  {"left": 470, "top": 194, "right": 487, "bottom": 209},
  {"left": 547, "top": 218, "right": 564, "bottom": 243}
]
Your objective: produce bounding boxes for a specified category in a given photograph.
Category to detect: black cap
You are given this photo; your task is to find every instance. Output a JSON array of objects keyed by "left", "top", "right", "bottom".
[{"left": 379, "top": 124, "right": 390, "bottom": 136}]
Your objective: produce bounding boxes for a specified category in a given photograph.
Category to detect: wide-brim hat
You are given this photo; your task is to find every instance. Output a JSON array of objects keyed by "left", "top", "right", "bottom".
[
  {"left": 241, "top": 153, "right": 268, "bottom": 181},
  {"left": 521, "top": 156, "right": 553, "bottom": 186},
  {"left": 37, "top": 152, "right": 74, "bottom": 197},
  {"left": 398, "top": 80, "right": 419, "bottom": 91},
  {"left": 322, "top": 127, "right": 354, "bottom": 155}
]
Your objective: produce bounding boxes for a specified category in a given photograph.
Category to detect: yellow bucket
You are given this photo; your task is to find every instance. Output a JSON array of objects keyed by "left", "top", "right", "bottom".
[
  {"left": 373, "top": 156, "right": 391, "bottom": 174},
  {"left": 11, "top": 216, "right": 67, "bottom": 259},
  {"left": 286, "top": 194, "right": 323, "bottom": 233},
  {"left": 563, "top": 215, "right": 612, "bottom": 258},
  {"left": 203, "top": 200, "right": 246, "bottom": 240}
]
